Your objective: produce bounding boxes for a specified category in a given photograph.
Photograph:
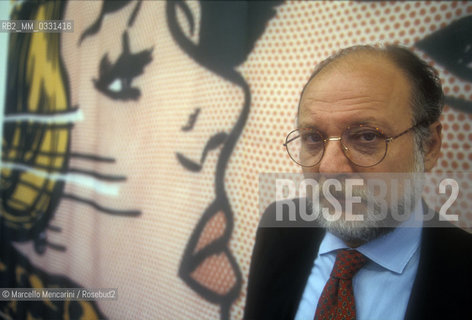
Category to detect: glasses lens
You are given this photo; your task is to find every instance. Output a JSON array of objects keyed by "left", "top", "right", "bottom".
[
  {"left": 342, "top": 126, "right": 387, "bottom": 166},
  {"left": 285, "top": 128, "right": 324, "bottom": 167}
]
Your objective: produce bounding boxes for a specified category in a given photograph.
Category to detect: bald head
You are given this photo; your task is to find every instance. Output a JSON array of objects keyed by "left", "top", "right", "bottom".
[
  {"left": 299, "top": 45, "right": 444, "bottom": 136},
  {"left": 299, "top": 53, "right": 413, "bottom": 130}
]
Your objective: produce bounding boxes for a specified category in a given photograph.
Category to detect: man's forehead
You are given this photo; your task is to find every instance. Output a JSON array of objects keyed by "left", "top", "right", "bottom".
[{"left": 297, "top": 53, "right": 413, "bottom": 128}]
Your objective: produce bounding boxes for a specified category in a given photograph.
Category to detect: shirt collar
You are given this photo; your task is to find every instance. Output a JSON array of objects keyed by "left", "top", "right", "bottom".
[{"left": 319, "top": 200, "right": 423, "bottom": 274}]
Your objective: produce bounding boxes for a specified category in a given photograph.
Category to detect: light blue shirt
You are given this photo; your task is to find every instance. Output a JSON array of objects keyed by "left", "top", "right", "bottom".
[{"left": 295, "top": 203, "right": 423, "bottom": 320}]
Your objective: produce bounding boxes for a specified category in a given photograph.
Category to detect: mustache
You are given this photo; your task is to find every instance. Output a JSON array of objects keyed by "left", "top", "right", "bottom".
[
  {"left": 304, "top": 175, "right": 423, "bottom": 202},
  {"left": 305, "top": 183, "right": 371, "bottom": 202}
]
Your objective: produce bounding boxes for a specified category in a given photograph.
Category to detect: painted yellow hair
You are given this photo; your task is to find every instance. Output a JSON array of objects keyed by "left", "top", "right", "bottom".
[{"left": 1, "top": 0, "right": 71, "bottom": 239}]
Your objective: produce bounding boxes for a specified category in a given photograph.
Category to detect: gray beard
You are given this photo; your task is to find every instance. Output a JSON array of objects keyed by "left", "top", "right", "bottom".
[
  {"left": 310, "top": 198, "right": 396, "bottom": 244},
  {"left": 311, "top": 152, "right": 425, "bottom": 245}
]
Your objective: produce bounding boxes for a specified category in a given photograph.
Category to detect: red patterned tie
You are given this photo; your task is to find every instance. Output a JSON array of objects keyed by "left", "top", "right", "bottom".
[{"left": 314, "top": 249, "right": 368, "bottom": 320}]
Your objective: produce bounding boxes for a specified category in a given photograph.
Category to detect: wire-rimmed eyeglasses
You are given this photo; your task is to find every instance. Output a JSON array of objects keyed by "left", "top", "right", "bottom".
[{"left": 284, "top": 123, "right": 423, "bottom": 168}]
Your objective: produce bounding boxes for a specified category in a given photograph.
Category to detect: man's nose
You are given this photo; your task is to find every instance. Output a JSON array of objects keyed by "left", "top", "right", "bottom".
[{"left": 318, "top": 138, "right": 354, "bottom": 173}]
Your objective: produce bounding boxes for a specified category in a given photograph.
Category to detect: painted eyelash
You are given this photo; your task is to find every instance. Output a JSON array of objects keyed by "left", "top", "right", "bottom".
[
  {"left": 182, "top": 108, "right": 201, "bottom": 132},
  {"left": 93, "top": 31, "right": 153, "bottom": 101}
]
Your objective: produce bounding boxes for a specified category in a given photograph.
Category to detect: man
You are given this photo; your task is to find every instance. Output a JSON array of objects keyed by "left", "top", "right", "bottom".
[{"left": 244, "top": 45, "right": 472, "bottom": 320}]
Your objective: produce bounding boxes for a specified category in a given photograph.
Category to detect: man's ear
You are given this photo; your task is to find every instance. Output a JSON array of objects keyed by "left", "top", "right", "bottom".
[{"left": 423, "top": 121, "right": 442, "bottom": 172}]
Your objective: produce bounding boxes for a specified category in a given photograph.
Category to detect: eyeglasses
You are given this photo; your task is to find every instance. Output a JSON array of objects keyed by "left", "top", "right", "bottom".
[{"left": 284, "top": 123, "right": 423, "bottom": 168}]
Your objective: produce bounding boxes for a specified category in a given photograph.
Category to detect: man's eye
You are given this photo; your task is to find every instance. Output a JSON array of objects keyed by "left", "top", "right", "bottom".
[
  {"left": 93, "top": 31, "right": 153, "bottom": 101},
  {"left": 360, "top": 132, "right": 378, "bottom": 141},
  {"left": 302, "top": 133, "right": 323, "bottom": 144},
  {"left": 351, "top": 131, "right": 381, "bottom": 143}
]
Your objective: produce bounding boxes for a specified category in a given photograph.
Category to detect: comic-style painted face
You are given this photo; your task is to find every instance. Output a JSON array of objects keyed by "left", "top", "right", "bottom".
[{"left": 15, "top": 1, "right": 245, "bottom": 317}]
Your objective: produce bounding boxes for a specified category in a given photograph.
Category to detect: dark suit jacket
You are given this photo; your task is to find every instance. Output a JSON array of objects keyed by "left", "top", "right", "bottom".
[{"left": 244, "top": 199, "right": 472, "bottom": 320}]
